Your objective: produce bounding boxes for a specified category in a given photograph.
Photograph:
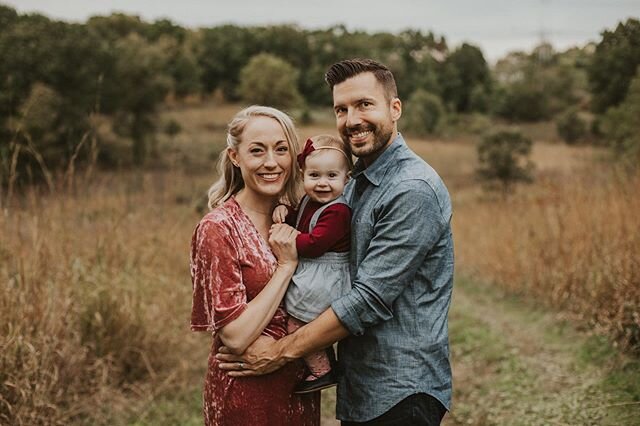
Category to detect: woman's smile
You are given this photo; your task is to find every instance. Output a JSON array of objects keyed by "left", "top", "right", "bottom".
[{"left": 258, "top": 172, "right": 283, "bottom": 182}]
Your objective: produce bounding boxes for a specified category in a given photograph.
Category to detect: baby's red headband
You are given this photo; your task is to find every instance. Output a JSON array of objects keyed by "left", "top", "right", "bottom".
[{"left": 296, "top": 138, "right": 350, "bottom": 169}]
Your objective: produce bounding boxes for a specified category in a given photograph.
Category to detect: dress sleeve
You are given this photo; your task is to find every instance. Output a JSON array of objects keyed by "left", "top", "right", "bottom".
[{"left": 190, "top": 218, "right": 248, "bottom": 332}]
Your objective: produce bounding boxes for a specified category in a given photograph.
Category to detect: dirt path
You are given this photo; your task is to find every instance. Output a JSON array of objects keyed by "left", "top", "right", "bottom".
[
  {"left": 444, "top": 278, "right": 639, "bottom": 425},
  {"left": 125, "top": 278, "right": 639, "bottom": 425},
  {"left": 319, "top": 278, "right": 640, "bottom": 425}
]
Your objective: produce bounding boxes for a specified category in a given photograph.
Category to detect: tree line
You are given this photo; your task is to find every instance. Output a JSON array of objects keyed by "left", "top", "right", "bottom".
[{"left": 0, "top": 3, "right": 639, "bottom": 188}]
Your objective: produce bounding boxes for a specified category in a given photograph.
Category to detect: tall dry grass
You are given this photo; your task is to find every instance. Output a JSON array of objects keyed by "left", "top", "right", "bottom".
[
  {"left": 0, "top": 171, "right": 210, "bottom": 425},
  {"left": 2, "top": 100, "right": 638, "bottom": 424},
  {"left": 454, "top": 167, "right": 640, "bottom": 351}
]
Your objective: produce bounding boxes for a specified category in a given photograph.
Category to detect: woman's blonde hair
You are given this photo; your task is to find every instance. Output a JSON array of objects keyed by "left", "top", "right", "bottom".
[{"left": 207, "top": 105, "right": 302, "bottom": 209}]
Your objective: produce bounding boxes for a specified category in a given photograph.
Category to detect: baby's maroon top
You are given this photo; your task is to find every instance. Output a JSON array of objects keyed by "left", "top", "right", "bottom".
[
  {"left": 285, "top": 199, "right": 351, "bottom": 258},
  {"left": 190, "top": 197, "right": 320, "bottom": 426}
]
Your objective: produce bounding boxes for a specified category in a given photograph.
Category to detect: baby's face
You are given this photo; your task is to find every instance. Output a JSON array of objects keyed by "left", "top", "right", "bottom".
[{"left": 302, "top": 150, "right": 349, "bottom": 204}]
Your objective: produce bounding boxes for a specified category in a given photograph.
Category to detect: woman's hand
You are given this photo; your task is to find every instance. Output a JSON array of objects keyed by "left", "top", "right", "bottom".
[{"left": 269, "top": 223, "right": 299, "bottom": 267}]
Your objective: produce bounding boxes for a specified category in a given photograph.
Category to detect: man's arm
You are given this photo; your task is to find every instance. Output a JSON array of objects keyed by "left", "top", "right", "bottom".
[
  {"left": 217, "top": 179, "right": 449, "bottom": 375},
  {"left": 216, "top": 307, "right": 349, "bottom": 376},
  {"left": 331, "top": 179, "right": 450, "bottom": 335}
]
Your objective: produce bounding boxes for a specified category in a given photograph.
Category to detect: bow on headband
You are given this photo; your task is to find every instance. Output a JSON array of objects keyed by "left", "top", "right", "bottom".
[{"left": 297, "top": 138, "right": 315, "bottom": 169}]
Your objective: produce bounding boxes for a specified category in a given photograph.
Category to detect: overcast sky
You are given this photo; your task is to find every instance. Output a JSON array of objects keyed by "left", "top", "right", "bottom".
[{"left": 4, "top": 0, "right": 639, "bottom": 61}]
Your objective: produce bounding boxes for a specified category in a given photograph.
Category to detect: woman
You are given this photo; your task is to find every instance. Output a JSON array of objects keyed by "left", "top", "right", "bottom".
[{"left": 190, "top": 106, "right": 320, "bottom": 425}]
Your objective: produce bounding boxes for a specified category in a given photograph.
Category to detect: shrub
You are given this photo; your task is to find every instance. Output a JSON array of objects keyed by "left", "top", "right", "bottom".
[
  {"left": 589, "top": 18, "right": 640, "bottom": 113},
  {"left": 476, "top": 130, "right": 534, "bottom": 193},
  {"left": 556, "top": 108, "right": 587, "bottom": 144},
  {"left": 404, "top": 89, "right": 446, "bottom": 135},
  {"left": 493, "top": 83, "right": 551, "bottom": 122},
  {"left": 600, "top": 67, "right": 640, "bottom": 167},
  {"left": 164, "top": 119, "right": 182, "bottom": 138},
  {"left": 238, "top": 53, "right": 303, "bottom": 109},
  {"left": 469, "top": 85, "right": 490, "bottom": 113},
  {"left": 299, "top": 107, "right": 313, "bottom": 125}
]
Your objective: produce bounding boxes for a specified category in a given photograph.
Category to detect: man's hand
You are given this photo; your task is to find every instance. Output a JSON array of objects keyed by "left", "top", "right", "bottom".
[
  {"left": 272, "top": 205, "right": 289, "bottom": 224},
  {"left": 216, "top": 335, "right": 289, "bottom": 377}
]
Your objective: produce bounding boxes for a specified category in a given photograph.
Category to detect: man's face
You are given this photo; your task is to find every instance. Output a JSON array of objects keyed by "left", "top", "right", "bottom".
[{"left": 332, "top": 72, "right": 401, "bottom": 164}]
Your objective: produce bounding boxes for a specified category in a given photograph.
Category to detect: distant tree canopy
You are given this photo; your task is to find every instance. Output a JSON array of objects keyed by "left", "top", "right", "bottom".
[
  {"left": 0, "top": 3, "right": 636, "bottom": 186},
  {"left": 589, "top": 18, "right": 640, "bottom": 114},
  {"left": 403, "top": 90, "right": 446, "bottom": 135},
  {"left": 491, "top": 44, "right": 589, "bottom": 122},
  {"left": 239, "top": 54, "right": 303, "bottom": 109},
  {"left": 601, "top": 66, "right": 640, "bottom": 165},
  {"left": 440, "top": 43, "right": 491, "bottom": 113},
  {"left": 0, "top": 4, "right": 461, "bottom": 186}
]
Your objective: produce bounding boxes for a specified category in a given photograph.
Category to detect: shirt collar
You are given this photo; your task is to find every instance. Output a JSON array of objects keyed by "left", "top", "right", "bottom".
[{"left": 352, "top": 133, "right": 405, "bottom": 186}]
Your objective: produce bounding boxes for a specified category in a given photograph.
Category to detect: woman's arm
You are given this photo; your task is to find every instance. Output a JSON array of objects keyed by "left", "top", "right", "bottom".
[{"left": 217, "top": 224, "right": 299, "bottom": 354}]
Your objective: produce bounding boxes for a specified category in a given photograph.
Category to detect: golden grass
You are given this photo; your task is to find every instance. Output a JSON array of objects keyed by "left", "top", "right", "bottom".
[
  {"left": 0, "top": 172, "right": 211, "bottom": 425},
  {"left": 1, "top": 102, "right": 637, "bottom": 424},
  {"left": 454, "top": 167, "right": 640, "bottom": 350}
]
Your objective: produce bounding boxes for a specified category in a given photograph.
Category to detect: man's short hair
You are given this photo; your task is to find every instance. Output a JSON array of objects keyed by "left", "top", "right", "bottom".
[{"left": 325, "top": 58, "right": 398, "bottom": 101}]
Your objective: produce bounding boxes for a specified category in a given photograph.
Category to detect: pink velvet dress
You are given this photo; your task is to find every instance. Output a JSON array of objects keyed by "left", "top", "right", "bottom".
[{"left": 190, "top": 197, "right": 320, "bottom": 426}]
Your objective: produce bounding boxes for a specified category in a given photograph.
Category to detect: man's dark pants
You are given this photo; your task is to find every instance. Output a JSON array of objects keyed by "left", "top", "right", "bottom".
[{"left": 341, "top": 393, "right": 446, "bottom": 426}]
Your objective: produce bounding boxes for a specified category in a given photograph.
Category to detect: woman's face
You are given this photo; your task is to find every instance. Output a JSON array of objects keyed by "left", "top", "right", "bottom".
[{"left": 228, "top": 116, "right": 292, "bottom": 200}]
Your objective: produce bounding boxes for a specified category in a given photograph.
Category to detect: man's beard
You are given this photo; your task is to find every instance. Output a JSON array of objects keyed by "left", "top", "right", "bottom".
[{"left": 341, "top": 122, "right": 393, "bottom": 159}]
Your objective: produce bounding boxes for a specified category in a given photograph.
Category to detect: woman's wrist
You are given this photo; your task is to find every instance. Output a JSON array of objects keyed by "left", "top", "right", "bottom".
[{"left": 277, "top": 260, "right": 298, "bottom": 274}]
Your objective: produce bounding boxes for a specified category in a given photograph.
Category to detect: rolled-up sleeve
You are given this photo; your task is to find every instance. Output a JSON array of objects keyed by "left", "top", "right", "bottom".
[{"left": 332, "top": 179, "right": 449, "bottom": 335}]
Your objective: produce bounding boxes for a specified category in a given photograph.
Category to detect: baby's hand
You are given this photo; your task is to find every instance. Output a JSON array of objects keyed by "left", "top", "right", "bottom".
[{"left": 272, "top": 205, "right": 289, "bottom": 224}]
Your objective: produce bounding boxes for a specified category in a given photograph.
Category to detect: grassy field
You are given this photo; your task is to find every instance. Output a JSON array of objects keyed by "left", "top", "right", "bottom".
[{"left": 1, "top": 101, "right": 638, "bottom": 425}]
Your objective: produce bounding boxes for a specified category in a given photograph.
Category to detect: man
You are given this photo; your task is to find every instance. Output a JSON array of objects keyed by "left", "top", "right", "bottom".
[{"left": 218, "top": 58, "right": 454, "bottom": 425}]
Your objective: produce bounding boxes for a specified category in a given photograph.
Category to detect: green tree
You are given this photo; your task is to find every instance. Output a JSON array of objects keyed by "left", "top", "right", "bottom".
[
  {"left": 469, "top": 85, "right": 490, "bottom": 113},
  {"left": 588, "top": 18, "right": 640, "bottom": 113},
  {"left": 0, "top": 13, "right": 108, "bottom": 185},
  {"left": 196, "top": 25, "right": 258, "bottom": 99},
  {"left": 156, "top": 35, "right": 201, "bottom": 98},
  {"left": 0, "top": 15, "right": 103, "bottom": 124},
  {"left": 556, "top": 108, "right": 587, "bottom": 144},
  {"left": 0, "top": 4, "right": 18, "bottom": 30},
  {"left": 146, "top": 18, "right": 187, "bottom": 43},
  {"left": 492, "top": 46, "right": 587, "bottom": 121},
  {"left": 238, "top": 53, "right": 303, "bottom": 109},
  {"left": 103, "top": 33, "right": 172, "bottom": 165},
  {"left": 404, "top": 90, "right": 446, "bottom": 135},
  {"left": 492, "top": 82, "right": 551, "bottom": 122},
  {"left": 476, "top": 130, "right": 534, "bottom": 194},
  {"left": 601, "top": 67, "right": 640, "bottom": 166},
  {"left": 440, "top": 43, "right": 491, "bottom": 112},
  {"left": 86, "top": 13, "right": 147, "bottom": 43}
]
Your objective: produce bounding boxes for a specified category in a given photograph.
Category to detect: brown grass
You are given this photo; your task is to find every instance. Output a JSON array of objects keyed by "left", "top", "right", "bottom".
[
  {"left": 1, "top": 101, "right": 638, "bottom": 424},
  {"left": 454, "top": 167, "right": 640, "bottom": 351},
  {"left": 0, "top": 171, "right": 211, "bottom": 425}
]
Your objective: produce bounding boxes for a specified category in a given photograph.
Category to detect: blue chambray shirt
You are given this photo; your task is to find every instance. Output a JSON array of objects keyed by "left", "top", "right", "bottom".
[{"left": 331, "top": 133, "right": 454, "bottom": 422}]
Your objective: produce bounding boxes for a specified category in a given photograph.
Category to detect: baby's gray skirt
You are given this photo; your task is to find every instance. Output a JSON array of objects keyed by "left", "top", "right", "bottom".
[{"left": 285, "top": 251, "right": 351, "bottom": 323}]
